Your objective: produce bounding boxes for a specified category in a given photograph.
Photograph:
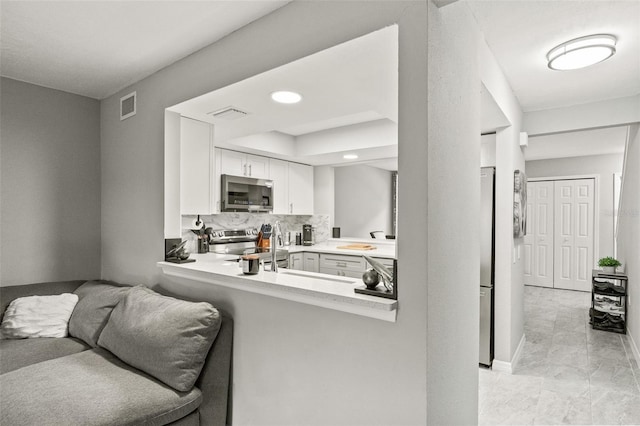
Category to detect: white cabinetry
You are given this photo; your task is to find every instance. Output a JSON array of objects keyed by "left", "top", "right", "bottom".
[
  {"left": 219, "top": 150, "right": 269, "bottom": 179},
  {"left": 288, "top": 162, "right": 314, "bottom": 214},
  {"left": 319, "top": 254, "right": 366, "bottom": 278},
  {"left": 215, "top": 149, "right": 313, "bottom": 214},
  {"left": 269, "top": 159, "right": 289, "bottom": 214},
  {"left": 288, "top": 252, "right": 319, "bottom": 273},
  {"left": 289, "top": 253, "right": 303, "bottom": 271},
  {"left": 303, "top": 253, "right": 320, "bottom": 273},
  {"left": 180, "top": 117, "right": 217, "bottom": 214}
]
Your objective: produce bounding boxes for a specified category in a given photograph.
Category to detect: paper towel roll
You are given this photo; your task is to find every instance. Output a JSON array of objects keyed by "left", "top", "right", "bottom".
[{"left": 190, "top": 217, "right": 203, "bottom": 229}]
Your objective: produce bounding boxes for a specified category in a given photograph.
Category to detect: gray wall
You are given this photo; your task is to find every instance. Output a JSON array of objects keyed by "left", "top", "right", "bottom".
[
  {"left": 334, "top": 164, "right": 392, "bottom": 238},
  {"left": 526, "top": 153, "right": 624, "bottom": 260},
  {"left": 99, "top": 1, "right": 479, "bottom": 424},
  {"left": 0, "top": 78, "right": 101, "bottom": 286},
  {"left": 616, "top": 125, "right": 640, "bottom": 364}
]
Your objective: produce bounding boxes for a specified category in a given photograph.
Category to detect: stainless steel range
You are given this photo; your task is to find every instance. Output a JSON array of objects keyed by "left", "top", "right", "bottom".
[
  {"left": 208, "top": 228, "right": 259, "bottom": 255},
  {"left": 208, "top": 227, "right": 288, "bottom": 266}
]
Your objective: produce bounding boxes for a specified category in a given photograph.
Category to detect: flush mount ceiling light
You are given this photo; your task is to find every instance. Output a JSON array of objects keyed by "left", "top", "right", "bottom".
[
  {"left": 271, "top": 90, "right": 302, "bottom": 104},
  {"left": 343, "top": 154, "right": 358, "bottom": 160},
  {"left": 547, "top": 34, "right": 617, "bottom": 71}
]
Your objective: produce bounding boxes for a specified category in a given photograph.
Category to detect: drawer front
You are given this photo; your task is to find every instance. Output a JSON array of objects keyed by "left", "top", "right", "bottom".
[
  {"left": 319, "top": 254, "right": 365, "bottom": 272},
  {"left": 319, "top": 267, "right": 363, "bottom": 279}
]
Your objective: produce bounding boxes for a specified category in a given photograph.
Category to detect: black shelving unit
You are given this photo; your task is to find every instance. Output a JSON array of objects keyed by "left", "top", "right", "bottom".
[{"left": 590, "top": 269, "right": 628, "bottom": 334}]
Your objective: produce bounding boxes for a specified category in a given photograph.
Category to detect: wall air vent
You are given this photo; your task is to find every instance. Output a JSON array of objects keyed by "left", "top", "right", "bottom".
[
  {"left": 120, "top": 91, "right": 136, "bottom": 121},
  {"left": 208, "top": 106, "right": 248, "bottom": 120}
]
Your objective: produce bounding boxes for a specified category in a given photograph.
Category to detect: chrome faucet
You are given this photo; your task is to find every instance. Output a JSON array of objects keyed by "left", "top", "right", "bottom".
[{"left": 270, "top": 221, "right": 282, "bottom": 272}]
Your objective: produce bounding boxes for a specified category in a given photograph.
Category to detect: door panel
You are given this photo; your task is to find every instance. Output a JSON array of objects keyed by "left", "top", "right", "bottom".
[
  {"left": 524, "top": 181, "right": 554, "bottom": 287},
  {"left": 553, "top": 179, "right": 594, "bottom": 291},
  {"left": 523, "top": 183, "right": 534, "bottom": 285}
]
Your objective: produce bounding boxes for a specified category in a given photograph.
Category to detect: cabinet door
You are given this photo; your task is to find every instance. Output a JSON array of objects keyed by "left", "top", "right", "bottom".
[
  {"left": 213, "top": 148, "right": 222, "bottom": 213},
  {"left": 219, "top": 150, "right": 247, "bottom": 176},
  {"left": 246, "top": 154, "right": 270, "bottom": 179},
  {"left": 288, "top": 162, "right": 314, "bottom": 214},
  {"left": 303, "top": 253, "right": 320, "bottom": 273},
  {"left": 289, "top": 253, "right": 303, "bottom": 271},
  {"left": 180, "top": 117, "right": 213, "bottom": 214},
  {"left": 269, "top": 159, "right": 289, "bottom": 214}
]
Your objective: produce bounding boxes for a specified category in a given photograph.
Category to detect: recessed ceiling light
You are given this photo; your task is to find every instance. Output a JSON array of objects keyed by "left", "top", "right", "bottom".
[
  {"left": 343, "top": 154, "right": 358, "bottom": 160},
  {"left": 547, "top": 34, "right": 617, "bottom": 71},
  {"left": 271, "top": 91, "right": 302, "bottom": 104}
]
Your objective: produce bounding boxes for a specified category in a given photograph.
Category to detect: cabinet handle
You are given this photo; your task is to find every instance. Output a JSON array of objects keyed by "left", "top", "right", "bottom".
[
  {"left": 336, "top": 262, "right": 347, "bottom": 267},
  {"left": 216, "top": 201, "right": 220, "bottom": 212},
  {"left": 243, "top": 164, "right": 247, "bottom": 176},
  {"left": 290, "top": 203, "right": 293, "bottom": 214},
  {"left": 249, "top": 164, "right": 252, "bottom": 176}
]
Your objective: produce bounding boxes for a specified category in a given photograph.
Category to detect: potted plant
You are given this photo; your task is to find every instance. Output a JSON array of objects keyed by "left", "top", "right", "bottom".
[{"left": 598, "top": 256, "right": 622, "bottom": 273}]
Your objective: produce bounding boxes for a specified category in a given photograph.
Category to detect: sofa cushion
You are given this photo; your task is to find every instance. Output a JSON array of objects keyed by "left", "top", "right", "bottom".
[
  {"left": 68, "top": 280, "right": 131, "bottom": 347},
  {"left": 0, "top": 293, "right": 78, "bottom": 339},
  {"left": 98, "top": 286, "right": 221, "bottom": 392},
  {"left": 0, "top": 348, "right": 202, "bottom": 426},
  {"left": 0, "top": 280, "right": 86, "bottom": 322},
  {"left": 0, "top": 336, "right": 90, "bottom": 374}
]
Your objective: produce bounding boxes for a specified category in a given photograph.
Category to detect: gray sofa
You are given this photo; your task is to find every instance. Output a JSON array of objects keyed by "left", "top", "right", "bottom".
[{"left": 0, "top": 280, "right": 233, "bottom": 426}]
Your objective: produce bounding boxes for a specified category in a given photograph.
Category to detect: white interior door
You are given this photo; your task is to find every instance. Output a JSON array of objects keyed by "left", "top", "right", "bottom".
[
  {"left": 553, "top": 179, "right": 594, "bottom": 292},
  {"left": 524, "top": 181, "right": 554, "bottom": 288}
]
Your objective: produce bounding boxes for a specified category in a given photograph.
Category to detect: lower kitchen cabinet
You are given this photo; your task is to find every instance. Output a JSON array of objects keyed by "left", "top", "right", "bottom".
[
  {"left": 289, "top": 253, "right": 303, "bottom": 271},
  {"left": 319, "top": 254, "right": 366, "bottom": 278},
  {"left": 303, "top": 253, "right": 319, "bottom": 273},
  {"left": 288, "top": 252, "right": 320, "bottom": 273},
  {"left": 290, "top": 251, "right": 395, "bottom": 279}
]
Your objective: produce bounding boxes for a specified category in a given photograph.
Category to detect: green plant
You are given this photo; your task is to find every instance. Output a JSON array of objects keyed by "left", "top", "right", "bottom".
[{"left": 598, "top": 257, "right": 621, "bottom": 267}]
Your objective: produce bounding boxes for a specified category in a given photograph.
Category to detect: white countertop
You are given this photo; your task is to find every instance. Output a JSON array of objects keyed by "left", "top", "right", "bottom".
[
  {"left": 285, "top": 239, "right": 396, "bottom": 259},
  {"left": 157, "top": 248, "right": 397, "bottom": 322}
]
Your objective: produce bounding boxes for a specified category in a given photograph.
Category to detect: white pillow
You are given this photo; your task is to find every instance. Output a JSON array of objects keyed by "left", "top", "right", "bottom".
[{"left": 0, "top": 294, "right": 79, "bottom": 339}]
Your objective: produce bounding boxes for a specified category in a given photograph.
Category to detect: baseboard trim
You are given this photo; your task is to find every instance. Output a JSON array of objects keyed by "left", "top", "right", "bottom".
[
  {"left": 628, "top": 328, "right": 640, "bottom": 367},
  {"left": 492, "top": 334, "right": 526, "bottom": 374}
]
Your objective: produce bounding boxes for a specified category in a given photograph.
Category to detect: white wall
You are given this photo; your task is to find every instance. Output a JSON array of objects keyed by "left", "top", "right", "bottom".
[
  {"left": 99, "top": 1, "right": 456, "bottom": 424},
  {"left": 526, "top": 153, "right": 624, "bottom": 260},
  {"left": 313, "top": 166, "right": 335, "bottom": 229},
  {"left": 481, "top": 133, "right": 496, "bottom": 167},
  {"left": 0, "top": 78, "right": 101, "bottom": 286},
  {"left": 616, "top": 124, "right": 640, "bottom": 363},
  {"left": 334, "top": 165, "right": 392, "bottom": 238},
  {"left": 524, "top": 94, "right": 640, "bottom": 136},
  {"left": 427, "top": 2, "right": 480, "bottom": 423},
  {"left": 479, "top": 35, "right": 526, "bottom": 367}
]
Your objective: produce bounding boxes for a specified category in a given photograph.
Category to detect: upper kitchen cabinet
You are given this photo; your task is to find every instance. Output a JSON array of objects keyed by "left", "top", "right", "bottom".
[
  {"left": 219, "top": 149, "right": 269, "bottom": 179},
  {"left": 288, "top": 162, "right": 314, "bottom": 214},
  {"left": 180, "top": 117, "right": 218, "bottom": 214},
  {"left": 269, "top": 158, "right": 289, "bottom": 214}
]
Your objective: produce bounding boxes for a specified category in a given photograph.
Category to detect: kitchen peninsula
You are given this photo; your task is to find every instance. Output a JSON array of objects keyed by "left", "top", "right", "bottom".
[{"left": 158, "top": 239, "right": 397, "bottom": 322}]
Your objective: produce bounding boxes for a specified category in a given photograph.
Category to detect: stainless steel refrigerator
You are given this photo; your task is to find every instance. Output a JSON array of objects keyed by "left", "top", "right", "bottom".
[{"left": 480, "top": 167, "right": 495, "bottom": 367}]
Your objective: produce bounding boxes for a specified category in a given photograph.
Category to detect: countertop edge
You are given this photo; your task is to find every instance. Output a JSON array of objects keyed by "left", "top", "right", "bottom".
[{"left": 157, "top": 261, "right": 397, "bottom": 322}]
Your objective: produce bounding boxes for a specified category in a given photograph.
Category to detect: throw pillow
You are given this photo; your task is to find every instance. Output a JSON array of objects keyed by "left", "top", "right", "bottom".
[
  {"left": 0, "top": 294, "right": 79, "bottom": 339},
  {"left": 98, "top": 286, "right": 221, "bottom": 392},
  {"left": 68, "top": 280, "right": 131, "bottom": 347}
]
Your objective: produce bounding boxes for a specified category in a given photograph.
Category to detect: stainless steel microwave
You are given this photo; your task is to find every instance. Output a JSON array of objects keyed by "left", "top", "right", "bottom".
[{"left": 221, "top": 174, "right": 274, "bottom": 212}]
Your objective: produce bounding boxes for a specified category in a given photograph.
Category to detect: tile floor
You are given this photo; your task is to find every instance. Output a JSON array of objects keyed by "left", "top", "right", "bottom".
[{"left": 479, "top": 285, "right": 640, "bottom": 425}]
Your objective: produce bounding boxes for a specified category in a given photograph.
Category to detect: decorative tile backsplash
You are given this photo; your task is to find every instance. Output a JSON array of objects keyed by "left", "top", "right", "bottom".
[{"left": 181, "top": 213, "right": 330, "bottom": 252}]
